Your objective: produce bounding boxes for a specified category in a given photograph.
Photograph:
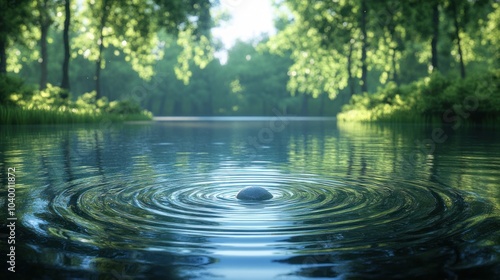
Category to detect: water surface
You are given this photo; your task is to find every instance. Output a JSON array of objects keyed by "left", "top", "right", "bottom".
[{"left": 0, "top": 119, "right": 499, "bottom": 279}]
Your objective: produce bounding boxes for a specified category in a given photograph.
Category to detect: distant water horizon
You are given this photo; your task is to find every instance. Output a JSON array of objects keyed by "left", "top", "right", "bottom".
[{"left": 153, "top": 116, "right": 337, "bottom": 121}]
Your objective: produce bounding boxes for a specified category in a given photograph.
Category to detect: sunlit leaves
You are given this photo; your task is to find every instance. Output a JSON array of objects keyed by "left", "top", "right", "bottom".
[
  {"left": 70, "top": 0, "right": 215, "bottom": 88},
  {"left": 267, "top": 1, "right": 356, "bottom": 99},
  {"left": 339, "top": 69, "right": 500, "bottom": 122},
  {"left": 72, "top": 0, "right": 161, "bottom": 80},
  {"left": 229, "top": 79, "right": 243, "bottom": 94},
  {"left": 175, "top": 27, "right": 214, "bottom": 84},
  {"left": 483, "top": 2, "right": 500, "bottom": 63},
  {"left": 7, "top": 49, "right": 27, "bottom": 74},
  {"left": 287, "top": 46, "right": 348, "bottom": 98},
  {"left": 1, "top": 0, "right": 37, "bottom": 74}
]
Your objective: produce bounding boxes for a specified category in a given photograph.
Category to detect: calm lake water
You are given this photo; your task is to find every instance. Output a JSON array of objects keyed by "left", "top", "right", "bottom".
[{"left": 1, "top": 118, "right": 499, "bottom": 279}]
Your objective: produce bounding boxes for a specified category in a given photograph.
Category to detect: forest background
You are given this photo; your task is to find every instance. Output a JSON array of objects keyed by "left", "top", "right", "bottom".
[{"left": 0, "top": 0, "right": 498, "bottom": 123}]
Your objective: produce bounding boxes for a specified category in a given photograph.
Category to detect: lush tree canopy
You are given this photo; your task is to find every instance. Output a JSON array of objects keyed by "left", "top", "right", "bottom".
[{"left": 1, "top": 0, "right": 499, "bottom": 121}]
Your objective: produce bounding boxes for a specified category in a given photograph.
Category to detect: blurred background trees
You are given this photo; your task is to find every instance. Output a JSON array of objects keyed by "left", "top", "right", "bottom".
[{"left": 1, "top": 0, "right": 498, "bottom": 117}]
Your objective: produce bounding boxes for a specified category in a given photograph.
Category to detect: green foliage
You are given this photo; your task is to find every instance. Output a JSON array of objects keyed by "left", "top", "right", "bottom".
[
  {"left": 70, "top": 0, "right": 215, "bottom": 90},
  {"left": 442, "top": 69, "right": 500, "bottom": 116},
  {"left": 4, "top": 0, "right": 499, "bottom": 119},
  {"left": 1, "top": 81, "right": 152, "bottom": 124},
  {"left": 71, "top": 0, "right": 160, "bottom": 82},
  {"left": 266, "top": 3, "right": 355, "bottom": 99},
  {"left": 223, "top": 40, "right": 297, "bottom": 115},
  {"left": 24, "top": 84, "right": 70, "bottom": 110},
  {"left": 270, "top": 0, "right": 498, "bottom": 102},
  {"left": 339, "top": 69, "right": 500, "bottom": 123},
  {"left": 483, "top": 2, "right": 500, "bottom": 64},
  {"left": 72, "top": 91, "right": 111, "bottom": 113},
  {"left": 0, "top": 105, "right": 99, "bottom": 125},
  {"left": 0, "top": 0, "right": 33, "bottom": 59},
  {"left": 174, "top": 28, "right": 214, "bottom": 84},
  {"left": 0, "top": 74, "right": 35, "bottom": 105},
  {"left": 0, "top": 105, "right": 152, "bottom": 125},
  {"left": 107, "top": 100, "right": 148, "bottom": 115},
  {"left": 0, "top": 0, "right": 32, "bottom": 40},
  {"left": 140, "top": 38, "right": 301, "bottom": 116}
]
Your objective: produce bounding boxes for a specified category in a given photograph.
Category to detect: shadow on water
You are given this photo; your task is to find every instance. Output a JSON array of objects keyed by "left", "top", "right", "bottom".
[
  {"left": 0, "top": 121, "right": 499, "bottom": 279},
  {"left": 273, "top": 215, "right": 500, "bottom": 279}
]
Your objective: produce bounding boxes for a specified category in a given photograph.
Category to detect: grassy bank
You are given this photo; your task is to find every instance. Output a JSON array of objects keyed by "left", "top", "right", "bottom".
[
  {"left": 0, "top": 106, "right": 152, "bottom": 125},
  {"left": 338, "top": 70, "right": 500, "bottom": 123},
  {"left": 1, "top": 78, "right": 153, "bottom": 125}
]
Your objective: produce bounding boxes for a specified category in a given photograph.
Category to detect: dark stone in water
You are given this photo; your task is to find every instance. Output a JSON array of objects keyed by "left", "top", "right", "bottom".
[{"left": 236, "top": 186, "right": 273, "bottom": 201}]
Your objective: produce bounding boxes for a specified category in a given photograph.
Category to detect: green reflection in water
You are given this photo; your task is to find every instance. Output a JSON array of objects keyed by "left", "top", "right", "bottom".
[{"left": 0, "top": 121, "right": 498, "bottom": 279}]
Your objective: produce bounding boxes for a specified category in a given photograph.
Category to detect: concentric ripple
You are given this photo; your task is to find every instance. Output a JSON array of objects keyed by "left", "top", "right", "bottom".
[{"left": 41, "top": 167, "right": 492, "bottom": 259}]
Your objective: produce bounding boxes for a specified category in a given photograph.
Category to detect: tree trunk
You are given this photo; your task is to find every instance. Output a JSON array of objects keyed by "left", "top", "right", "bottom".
[
  {"left": 360, "top": 0, "right": 368, "bottom": 93},
  {"left": 0, "top": 39, "right": 6, "bottom": 75},
  {"left": 382, "top": 4, "right": 400, "bottom": 85},
  {"left": 37, "top": 0, "right": 51, "bottom": 90},
  {"left": 39, "top": 23, "right": 48, "bottom": 90},
  {"left": 451, "top": 0, "right": 466, "bottom": 79},
  {"left": 431, "top": 1, "right": 439, "bottom": 72},
  {"left": 60, "top": 0, "right": 71, "bottom": 92},
  {"left": 347, "top": 42, "right": 355, "bottom": 96},
  {"left": 95, "top": 41, "right": 104, "bottom": 99},
  {"left": 62, "top": 133, "right": 74, "bottom": 182},
  {"left": 95, "top": 0, "right": 110, "bottom": 99}
]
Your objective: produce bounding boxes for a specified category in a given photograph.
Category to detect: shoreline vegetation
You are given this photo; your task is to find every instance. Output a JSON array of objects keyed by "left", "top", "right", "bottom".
[
  {"left": 2, "top": 69, "right": 498, "bottom": 125},
  {"left": 0, "top": 106, "right": 153, "bottom": 125},
  {"left": 1, "top": 76, "right": 152, "bottom": 125},
  {"left": 2, "top": 76, "right": 499, "bottom": 125},
  {"left": 338, "top": 70, "right": 500, "bottom": 124}
]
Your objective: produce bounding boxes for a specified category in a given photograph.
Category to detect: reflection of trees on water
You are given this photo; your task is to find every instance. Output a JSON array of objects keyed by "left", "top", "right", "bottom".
[
  {"left": 12, "top": 241, "right": 218, "bottom": 280},
  {"left": 346, "top": 143, "right": 367, "bottom": 177},
  {"left": 93, "top": 130, "right": 104, "bottom": 176},
  {"left": 273, "top": 229, "right": 500, "bottom": 279},
  {"left": 285, "top": 122, "right": 500, "bottom": 211},
  {"left": 278, "top": 123, "right": 500, "bottom": 279},
  {"left": 0, "top": 125, "right": 220, "bottom": 280},
  {"left": 2, "top": 122, "right": 500, "bottom": 279},
  {"left": 62, "top": 131, "right": 74, "bottom": 182}
]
